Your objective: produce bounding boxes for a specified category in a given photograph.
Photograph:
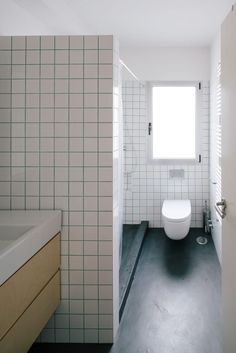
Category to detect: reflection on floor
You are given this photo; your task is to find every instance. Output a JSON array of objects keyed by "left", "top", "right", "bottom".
[{"left": 29, "top": 228, "right": 221, "bottom": 353}]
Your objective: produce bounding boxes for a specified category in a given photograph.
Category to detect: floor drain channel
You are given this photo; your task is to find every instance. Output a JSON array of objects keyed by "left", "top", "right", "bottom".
[{"left": 196, "top": 236, "right": 208, "bottom": 245}]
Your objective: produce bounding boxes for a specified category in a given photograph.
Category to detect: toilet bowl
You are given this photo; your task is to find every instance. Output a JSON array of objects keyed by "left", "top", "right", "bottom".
[{"left": 162, "top": 200, "right": 191, "bottom": 240}]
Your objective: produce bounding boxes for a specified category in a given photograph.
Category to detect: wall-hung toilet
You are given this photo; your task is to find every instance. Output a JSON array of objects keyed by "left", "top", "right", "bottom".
[{"left": 162, "top": 200, "right": 191, "bottom": 240}]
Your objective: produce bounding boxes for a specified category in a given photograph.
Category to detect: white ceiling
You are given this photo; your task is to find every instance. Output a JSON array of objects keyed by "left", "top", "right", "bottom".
[{"left": 0, "top": 0, "right": 234, "bottom": 47}]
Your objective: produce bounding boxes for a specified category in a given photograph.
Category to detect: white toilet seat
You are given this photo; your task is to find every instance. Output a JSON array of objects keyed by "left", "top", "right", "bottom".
[
  {"left": 162, "top": 200, "right": 191, "bottom": 240},
  {"left": 162, "top": 200, "right": 191, "bottom": 223}
]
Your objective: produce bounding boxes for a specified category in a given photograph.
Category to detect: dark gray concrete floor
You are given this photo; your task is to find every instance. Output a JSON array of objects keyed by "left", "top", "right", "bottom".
[
  {"left": 111, "top": 228, "right": 222, "bottom": 353},
  {"left": 29, "top": 228, "right": 222, "bottom": 353}
]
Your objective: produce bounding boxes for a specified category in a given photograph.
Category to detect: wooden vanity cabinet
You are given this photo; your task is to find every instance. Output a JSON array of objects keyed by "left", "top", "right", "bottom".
[{"left": 0, "top": 233, "right": 60, "bottom": 353}]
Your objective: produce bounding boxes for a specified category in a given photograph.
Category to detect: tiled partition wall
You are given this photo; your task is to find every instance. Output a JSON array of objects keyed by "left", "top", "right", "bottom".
[
  {"left": 123, "top": 81, "right": 209, "bottom": 227},
  {"left": 0, "top": 35, "right": 120, "bottom": 343},
  {"left": 112, "top": 39, "right": 122, "bottom": 337}
]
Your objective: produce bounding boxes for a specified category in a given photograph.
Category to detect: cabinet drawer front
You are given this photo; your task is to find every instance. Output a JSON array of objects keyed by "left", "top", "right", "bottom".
[
  {"left": 0, "top": 233, "right": 60, "bottom": 339},
  {"left": 0, "top": 271, "right": 60, "bottom": 353}
]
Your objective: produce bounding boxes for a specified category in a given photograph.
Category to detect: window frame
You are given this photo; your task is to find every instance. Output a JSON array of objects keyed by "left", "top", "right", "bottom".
[{"left": 147, "top": 81, "right": 202, "bottom": 165}]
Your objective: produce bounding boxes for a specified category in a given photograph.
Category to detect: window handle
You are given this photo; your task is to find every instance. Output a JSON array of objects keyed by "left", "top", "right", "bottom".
[{"left": 148, "top": 122, "right": 152, "bottom": 135}]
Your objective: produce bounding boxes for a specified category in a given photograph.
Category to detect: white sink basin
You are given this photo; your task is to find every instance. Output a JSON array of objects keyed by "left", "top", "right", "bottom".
[
  {"left": 0, "top": 225, "right": 33, "bottom": 241},
  {"left": 0, "top": 211, "right": 61, "bottom": 285}
]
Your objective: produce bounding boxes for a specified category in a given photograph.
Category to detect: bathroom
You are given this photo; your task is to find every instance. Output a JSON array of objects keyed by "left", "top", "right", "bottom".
[{"left": 0, "top": 1, "right": 235, "bottom": 353}]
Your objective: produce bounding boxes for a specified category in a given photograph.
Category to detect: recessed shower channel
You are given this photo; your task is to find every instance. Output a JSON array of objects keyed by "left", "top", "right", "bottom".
[
  {"left": 196, "top": 236, "right": 208, "bottom": 245},
  {"left": 119, "top": 221, "right": 148, "bottom": 320}
]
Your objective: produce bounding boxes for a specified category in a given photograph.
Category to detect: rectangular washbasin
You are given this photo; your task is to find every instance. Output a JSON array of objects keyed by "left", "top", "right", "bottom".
[
  {"left": 0, "top": 225, "right": 33, "bottom": 241},
  {"left": 0, "top": 226, "right": 33, "bottom": 253},
  {"left": 0, "top": 211, "right": 61, "bottom": 285}
]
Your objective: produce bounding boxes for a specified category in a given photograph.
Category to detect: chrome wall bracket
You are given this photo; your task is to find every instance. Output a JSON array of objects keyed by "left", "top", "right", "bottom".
[{"left": 215, "top": 199, "right": 227, "bottom": 219}]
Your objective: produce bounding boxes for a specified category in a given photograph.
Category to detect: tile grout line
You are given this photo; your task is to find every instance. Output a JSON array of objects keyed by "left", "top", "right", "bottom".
[
  {"left": 67, "top": 36, "right": 71, "bottom": 342},
  {"left": 53, "top": 36, "right": 56, "bottom": 342},
  {"left": 38, "top": 35, "right": 42, "bottom": 344},
  {"left": 97, "top": 36, "right": 100, "bottom": 343},
  {"left": 9, "top": 37, "right": 12, "bottom": 210},
  {"left": 82, "top": 35, "right": 85, "bottom": 344},
  {"left": 24, "top": 37, "right": 27, "bottom": 210},
  {"left": 39, "top": 37, "right": 41, "bottom": 210}
]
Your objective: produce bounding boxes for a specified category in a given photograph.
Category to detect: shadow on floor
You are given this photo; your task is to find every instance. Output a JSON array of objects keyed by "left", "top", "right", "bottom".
[{"left": 162, "top": 237, "right": 193, "bottom": 278}]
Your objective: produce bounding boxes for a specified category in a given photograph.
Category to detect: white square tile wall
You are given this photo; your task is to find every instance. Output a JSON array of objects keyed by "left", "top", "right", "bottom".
[
  {"left": 122, "top": 81, "right": 210, "bottom": 227},
  {"left": 112, "top": 37, "right": 122, "bottom": 339},
  {"left": 0, "top": 35, "right": 119, "bottom": 343}
]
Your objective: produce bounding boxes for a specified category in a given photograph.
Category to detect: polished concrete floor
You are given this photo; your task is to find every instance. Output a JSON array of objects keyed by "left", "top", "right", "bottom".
[
  {"left": 111, "top": 228, "right": 222, "bottom": 353},
  {"left": 29, "top": 228, "right": 222, "bottom": 353}
]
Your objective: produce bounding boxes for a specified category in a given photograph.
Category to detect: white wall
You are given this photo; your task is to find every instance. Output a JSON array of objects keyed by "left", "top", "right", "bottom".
[
  {"left": 0, "top": 1, "right": 89, "bottom": 35},
  {"left": 112, "top": 37, "right": 122, "bottom": 339},
  {"left": 0, "top": 35, "right": 117, "bottom": 343},
  {"left": 121, "top": 46, "right": 210, "bottom": 228},
  {"left": 210, "top": 32, "right": 222, "bottom": 265},
  {"left": 122, "top": 80, "right": 210, "bottom": 227},
  {"left": 120, "top": 46, "right": 210, "bottom": 81}
]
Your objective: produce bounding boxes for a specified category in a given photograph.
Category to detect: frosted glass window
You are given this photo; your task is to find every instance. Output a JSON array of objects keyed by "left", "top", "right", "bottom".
[{"left": 152, "top": 85, "right": 197, "bottom": 160}]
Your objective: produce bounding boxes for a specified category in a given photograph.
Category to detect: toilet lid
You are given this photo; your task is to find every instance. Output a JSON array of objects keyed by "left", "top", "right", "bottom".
[{"left": 162, "top": 200, "right": 191, "bottom": 222}]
